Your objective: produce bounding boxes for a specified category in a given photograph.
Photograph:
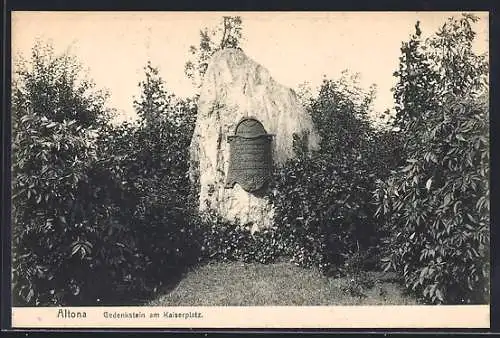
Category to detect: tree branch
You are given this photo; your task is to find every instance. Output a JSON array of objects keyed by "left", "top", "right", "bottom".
[{"left": 220, "top": 17, "right": 228, "bottom": 49}]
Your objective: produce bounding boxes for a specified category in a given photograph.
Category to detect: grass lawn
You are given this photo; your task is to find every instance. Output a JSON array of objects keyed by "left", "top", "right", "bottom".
[{"left": 148, "top": 260, "right": 418, "bottom": 306}]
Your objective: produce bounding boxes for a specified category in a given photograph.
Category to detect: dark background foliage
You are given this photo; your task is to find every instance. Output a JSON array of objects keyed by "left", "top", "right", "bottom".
[{"left": 269, "top": 73, "right": 399, "bottom": 276}]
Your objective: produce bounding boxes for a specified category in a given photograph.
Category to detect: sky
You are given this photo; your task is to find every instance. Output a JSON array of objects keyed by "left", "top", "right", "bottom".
[{"left": 12, "top": 11, "right": 489, "bottom": 122}]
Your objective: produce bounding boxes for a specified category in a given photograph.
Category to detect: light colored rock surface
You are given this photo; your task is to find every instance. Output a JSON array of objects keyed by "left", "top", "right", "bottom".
[{"left": 189, "top": 48, "right": 320, "bottom": 232}]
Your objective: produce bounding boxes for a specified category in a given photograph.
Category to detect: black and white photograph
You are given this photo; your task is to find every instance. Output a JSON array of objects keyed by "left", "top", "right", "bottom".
[{"left": 8, "top": 11, "right": 490, "bottom": 328}]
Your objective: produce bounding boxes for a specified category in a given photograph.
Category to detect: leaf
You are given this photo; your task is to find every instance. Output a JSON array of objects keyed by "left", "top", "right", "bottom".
[
  {"left": 464, "top": 223, "right": 475, "bottom": 231},
  {"left": 26, "top": 288, "right": 34, "bottom": 303},
  {"left": 401, "top": 164, "right": 413, "bottom": 172},
  {"left": 443, "top": 194, "right": 452, "bottom": 207},
  {"left": 70, "top": 244, "right": 81, "bottom": 257},
  {"left": 419, "top": 267, "right": 429, "bottom": 283},
  {"left": 425, "top": 178, "right": 432, "bottom": 191},
  {"left": 435, "top": 288, "right": 444, "bottom": 302},
  {"left": 466, "top": 213, "right": 476, "bottom": 223}
]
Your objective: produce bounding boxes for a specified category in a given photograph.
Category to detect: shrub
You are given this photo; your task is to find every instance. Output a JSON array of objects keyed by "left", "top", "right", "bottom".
[
  {"left": 11, "top": 43, "right": 109, "bottom": 305},
  {"left": 81, "top": 64, "right": 201, "bottom": 302},
  {"left": 375, "top": 96, "right": 489, "bottom": 304},
  {"left": 270, "top": 74, "right": 396, "bottom": 275},
  {"left": 198, "top": 212, "right": 283, "bottom": 264},
  {"left": 374, "top": 14, "right": 489, "bottom": 304},
  {"left": 12, "top": 46, "right": 201, "bottom": 306}
]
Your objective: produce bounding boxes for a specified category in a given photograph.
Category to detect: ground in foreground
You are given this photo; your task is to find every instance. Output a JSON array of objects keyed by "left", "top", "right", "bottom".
[{"left": 148, "top": 261, "right": 417, "bottom": 306}]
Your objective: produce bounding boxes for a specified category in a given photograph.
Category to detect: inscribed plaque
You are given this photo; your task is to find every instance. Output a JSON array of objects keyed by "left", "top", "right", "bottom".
[{"left": 225, "top": 118, "right": 273, "bottom": 192}]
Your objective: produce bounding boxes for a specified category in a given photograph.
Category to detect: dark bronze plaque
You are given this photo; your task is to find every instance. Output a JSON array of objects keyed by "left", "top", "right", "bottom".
[{"left": 225, "top": 118, "right": 273, "bottom": 192}]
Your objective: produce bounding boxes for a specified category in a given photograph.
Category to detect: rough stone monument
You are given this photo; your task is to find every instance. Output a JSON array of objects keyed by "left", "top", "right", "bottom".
[{"left": 189, "top": 48, "right": 320, "bottom": 232}]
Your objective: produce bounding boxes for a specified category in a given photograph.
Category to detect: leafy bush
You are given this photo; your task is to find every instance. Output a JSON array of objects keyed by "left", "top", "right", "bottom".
[
  {"left": 84, "top": 119, "right": 200, "bottom": 297},
  {"left": 77, "top": 64, "right": 201, "bottom": 302},
  {"left": 12, "top": 46, "right": 201, "bottom": 306},
  {"left": 374, "top": 14, "right": 489, "bottom": 304},
  {"left": 198, "top": 212, "right": 283, "bottom": 264},
  {"left": 375, "top": 95, "right": 489, "bottom": 304},
  {"left": 11, "top": 43, "right": 110, "bottom": 305},
  {"left": 270, "top": 74, "right": 397, "bottom": 275}
]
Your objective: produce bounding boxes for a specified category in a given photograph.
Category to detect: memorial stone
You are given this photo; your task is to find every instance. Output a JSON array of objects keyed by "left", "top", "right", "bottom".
[{"left": 189, "top": 48, "right": 320, "bottom": 232}]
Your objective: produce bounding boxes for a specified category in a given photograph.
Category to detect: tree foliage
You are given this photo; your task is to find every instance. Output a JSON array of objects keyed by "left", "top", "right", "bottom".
[
  {"left": 375, "top": 14, "right": 489, "bottom": 304},
  {"left": 133, "top": 61, "right": 174, "bottom": 124},
  {"left": 134, "top": 61, "right": 198, "bottom": 131},
  {"left": 12, "top": 42, "right": 111, "bottom": 305},
  {"left": 184, "top": 16, "right": 243, "bottom": 89}
]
